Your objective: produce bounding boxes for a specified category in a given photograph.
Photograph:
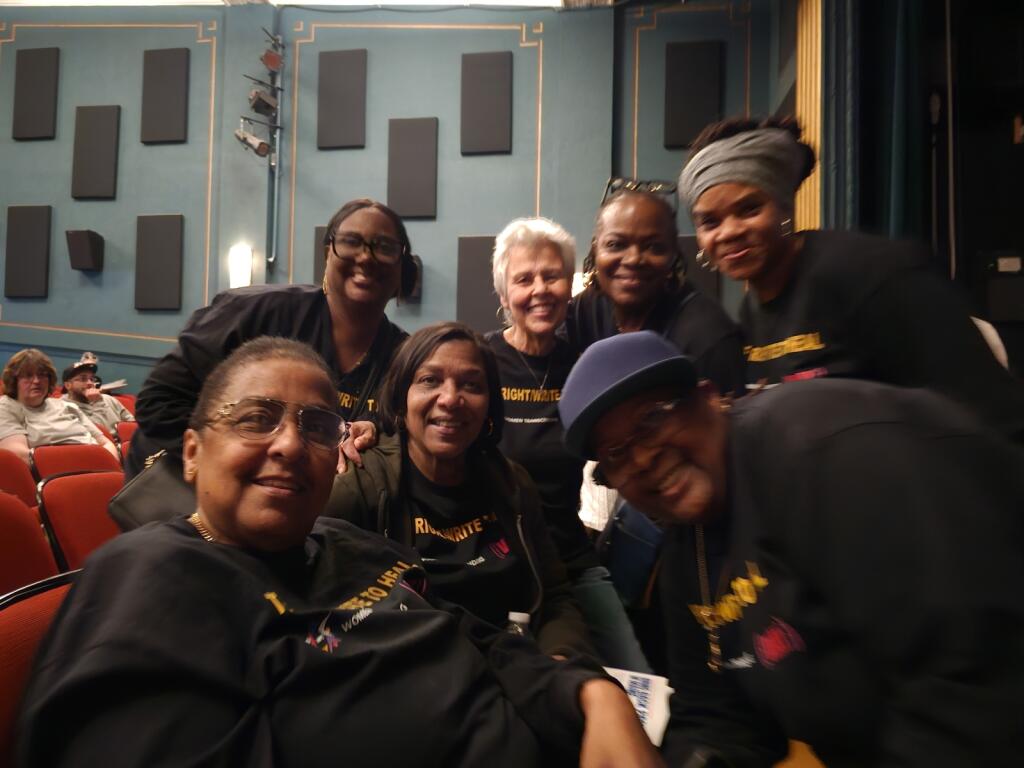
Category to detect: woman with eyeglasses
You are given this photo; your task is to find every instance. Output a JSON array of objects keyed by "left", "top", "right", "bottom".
[
  {"left": 19, "top": 337, "right": 662, "bottom": 768},
  {"left": 568, "top": 181, "right": 746, "bottom": 397},
  {"left": 679, "top": 115, "right": 1024, "bottom": 443},
  {"left": 325, "top": 322, "right": 597, "bottom": 660},
  {"left": 127, "top": 198, "right": 415, "bottom": 479},
  {"left": 0, "top": 348, "right": 119, "bottom": 465}
]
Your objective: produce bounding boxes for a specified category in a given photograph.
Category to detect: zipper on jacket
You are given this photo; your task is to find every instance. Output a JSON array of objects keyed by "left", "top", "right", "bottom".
[{"left": 515, "top": 512, "right": 544, "bottom": 617}]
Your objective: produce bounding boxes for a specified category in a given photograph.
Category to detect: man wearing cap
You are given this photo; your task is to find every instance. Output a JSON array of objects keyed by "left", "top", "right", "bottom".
[
  {"left": 62, "top": 359, "right": 133, "bottom": 433},
  {"left": 559, "top": 331, "right": 1024, "bottom": 767}
]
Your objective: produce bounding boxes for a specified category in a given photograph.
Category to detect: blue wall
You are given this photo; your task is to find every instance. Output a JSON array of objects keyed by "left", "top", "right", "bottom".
[{"left": 0, "top": 0, "right": 777, "bottom": 391}]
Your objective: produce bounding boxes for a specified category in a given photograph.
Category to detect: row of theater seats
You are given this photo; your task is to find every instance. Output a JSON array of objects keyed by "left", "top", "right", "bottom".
[{"left": 0, "top": 408, "right": 138, "bottom": 763}]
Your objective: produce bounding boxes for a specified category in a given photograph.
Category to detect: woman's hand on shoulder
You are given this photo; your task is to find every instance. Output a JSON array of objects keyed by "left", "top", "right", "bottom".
[
  {"left": 337, "top": 420, "right": 378, "bottom": 473},
  {"left": 578, "top": 679, "right": 664, "bottom": 768}
]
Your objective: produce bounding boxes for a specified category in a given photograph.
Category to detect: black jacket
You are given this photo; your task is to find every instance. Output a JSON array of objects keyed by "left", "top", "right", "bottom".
[
  {"left": 324, "top": 433, "right": 596, "bottom": 659},
  {"left": 129, "top": 285, "right": 406, "bottom": 473},
  {"left": 660, "top": 379, "right": 1024, "bottom": 767},
  {"left": 19, "top": 516, "right": 606, "bottom": 767}
]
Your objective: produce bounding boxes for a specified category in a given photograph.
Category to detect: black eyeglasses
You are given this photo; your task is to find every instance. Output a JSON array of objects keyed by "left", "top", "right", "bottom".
[
  {"left": 329, "top": 232, "right": 404, "bottom": 264},
  {"left": 596, "top": 398, "right": 686, "bottom": 482},
  {"left": 208, "top": 397, "right": 344, "bottom": 451},
  {"left": 601, "top": 177, "right": 679, "bottom": 212}
]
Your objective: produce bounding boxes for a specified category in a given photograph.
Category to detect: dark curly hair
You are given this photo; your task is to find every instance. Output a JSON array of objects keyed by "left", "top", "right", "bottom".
[
  {"left": 689, "top": 115, "right": 816, "bottom": 184},
  {"left": 581, "top": 190, "right": 685, "bottom": 291}
]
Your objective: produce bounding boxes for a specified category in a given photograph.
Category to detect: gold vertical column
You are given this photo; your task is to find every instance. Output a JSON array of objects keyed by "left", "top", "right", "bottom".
[{"left": 795, "top": 0, "right": 822, "bottom": 230}]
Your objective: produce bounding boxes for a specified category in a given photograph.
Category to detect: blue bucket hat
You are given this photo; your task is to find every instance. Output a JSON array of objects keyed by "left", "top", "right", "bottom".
[{"left": 559, "top": 331, "right": 697, "bottom": 459}]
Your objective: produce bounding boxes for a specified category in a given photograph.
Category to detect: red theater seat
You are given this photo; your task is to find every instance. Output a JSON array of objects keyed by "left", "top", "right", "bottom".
[
  {"left": 37, "top": 471, "right": 123, "bottom": 570},
  {"left": 30, "top": 443, "right": 121, "bottom": 482},
  {"left": 0, "top": 449, "right": 38, "bottom": 509},
  {"left": 0, "top": 493, "right": 58, "bottom": 596}
]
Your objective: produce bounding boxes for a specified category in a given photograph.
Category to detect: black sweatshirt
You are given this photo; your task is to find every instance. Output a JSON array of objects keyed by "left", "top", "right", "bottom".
[
  {"left": 18, "top": 517, "right": 607, "bottom": 768},
  {"left": 660, "top": 378, "right": 1024, "bottom": 767}
]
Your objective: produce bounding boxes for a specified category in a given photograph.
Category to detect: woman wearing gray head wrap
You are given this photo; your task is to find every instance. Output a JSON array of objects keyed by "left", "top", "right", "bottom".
[{"left": 678, "top": 116, "right": 1024, "bottom": 445}]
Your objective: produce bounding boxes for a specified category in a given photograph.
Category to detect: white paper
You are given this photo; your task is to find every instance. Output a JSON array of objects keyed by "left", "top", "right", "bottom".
[{"left": 603, "top": 667, "right": 674, "bottom": 747}]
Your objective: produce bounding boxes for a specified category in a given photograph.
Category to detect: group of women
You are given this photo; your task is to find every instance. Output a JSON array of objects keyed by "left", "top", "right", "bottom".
[{"left": 16, "top": 115, "right": 1024, "bottom": 767}]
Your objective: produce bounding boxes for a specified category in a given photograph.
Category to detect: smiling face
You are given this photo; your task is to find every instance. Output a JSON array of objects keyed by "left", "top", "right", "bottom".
[
  {"left": 593, "top": 194, "right": 677, "bottom": 314},
  {"left": 182, "top": 357, "right": 339, "bottom": 551},
  {"left": 404, "top": 339, "right": 490, "bottom": 484},
  {"left": 324, "top": 206, "right": 403, "bottom": 311},
  {"left": 590, "top": 384, "right": 728, "bottom": 524},
  {"left": 503, "top": 241, "right": 571, "bottom": 342},
  {"left": 16, "top": 368, "right": 51, "bottom": 408},
  {"left": 691, "top": 182, "right": 794, "bottom": 294}
]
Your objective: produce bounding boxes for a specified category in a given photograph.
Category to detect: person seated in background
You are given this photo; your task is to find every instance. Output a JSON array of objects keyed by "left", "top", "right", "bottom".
[
  {"left": 486, "top": 216, "right": 649, "bottom": 671},
  {"left": 61, "top": 354, "right": 134, "bottom": 433},
  {"left": 0, "top": 348, "right": 118, "bottom": 466},
  {"left": 326, "top": 322, "right": 597, "bottom": 660},
  {"left": 17, "top": 337, "right": 661, "bottom": 768},
  {"left": 558, "top": 331, "right": 1024, "bottom": 767}
]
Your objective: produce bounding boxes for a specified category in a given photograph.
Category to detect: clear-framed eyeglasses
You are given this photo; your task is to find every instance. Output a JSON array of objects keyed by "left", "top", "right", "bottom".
[
  {"left": 595, "top": 398, "right": 686, "bottom": 484},
  {"left": 329, "top": 232, "right": 404, "bottom": 265},
  {"left": 207, "top": 397, "right": 344, "bottom": 451}
]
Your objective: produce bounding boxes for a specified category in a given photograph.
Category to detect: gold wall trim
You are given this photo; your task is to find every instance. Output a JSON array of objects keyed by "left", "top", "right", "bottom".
[
  {"left": 0, "top": 320, "right": 176, "bottom": 344},
  {"left": 0, "top": 20, "right": 218, "bottom": 340},
  {"left": 630, "top": 2, "right": 750, "bottom": 178},
  {"left": 794, "top": 0, "right": 821, "bottom": 230},
  {"left": 287, "top": 21, "right": 544, "bottom": 283}
]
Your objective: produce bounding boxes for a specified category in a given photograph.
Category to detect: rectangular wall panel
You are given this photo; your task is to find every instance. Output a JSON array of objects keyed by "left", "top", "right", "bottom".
[
  {"left": 664, "top": 41, "right": 723, "bottom": 148},
  {"left": 457, "top": 236, "right": 501, "bottom": 335},
  {"left": 387, "top": 118, "right": 438, "bottom": 219},
  {"left": 141, "top": 48, "right": 190, "bottom": 144},
  {"left": 135, "top": 214, "right": 184, "bottom": 310},
  {"left": 314, "top": 226, "right": 328, "bottom": 286},
  {"left": 72, "top": 106, "right": 121, "bottom": 199},
  {"left": 461, "top": 51, "right": 513, "bottom": 155},
  {"left": 678, "top": 235, "right": 720, "bottom": 302},
  {"left": 317, "top": 49, "right": 367, "bottom": 149},
  {"left": 4, "top": 206, "right": 51, "bottom": 298},
  {"left": 12, "top": 48, "right": 60, "bottom": 140}
]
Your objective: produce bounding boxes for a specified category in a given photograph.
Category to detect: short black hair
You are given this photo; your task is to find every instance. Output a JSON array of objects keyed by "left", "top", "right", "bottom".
[
  {"left": 189, "top": 337, "right": 338, "bottom": 430},
  {"left": 376, "top": 322, "right": 503, "bottom": 448}
]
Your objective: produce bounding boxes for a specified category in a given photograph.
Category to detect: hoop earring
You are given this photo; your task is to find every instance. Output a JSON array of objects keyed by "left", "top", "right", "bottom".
[
  {"left": 695, "top": 250, "right": 718, "bottom": 272},
  {"left": 780, "top": 218, "right": 793, "bottom": 237},
  {"left": 322, "top": 271, "right": 329, "bottom": 296},
  {"left": 486, "top": 418, "right": 494, "bottom": 437}
]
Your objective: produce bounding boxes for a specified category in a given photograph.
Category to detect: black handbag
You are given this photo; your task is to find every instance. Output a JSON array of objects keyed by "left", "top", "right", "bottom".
[{"left": 107, "top": 449, "right": 195, "bottom": 531}]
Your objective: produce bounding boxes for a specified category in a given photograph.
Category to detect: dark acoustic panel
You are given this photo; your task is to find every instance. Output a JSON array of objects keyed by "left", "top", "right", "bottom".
[
  {"left": 135, "top": 214, "right": 183, "bottom": 310},
  {"left": 317, "top": 49, "right": 367, "bottom": 149},
  {"left": 679, "top": 235, "right": 720, "bottom": 302},
  {"left": 457, "top": 236, "right": 501, "bottom": 335},
  {"left": 664, "top": 41, "right": 723, "bottom": 148},
  {"left": 461, "top": 51, "right": 513, "bottom": 155},
  {"left": 72, "top": 106, "right": 121, "bottom": 199},
  {"left": 4, "top": 206, "right": 51, "bottom": 298},
  {"left": 12, "top": 48, "right": 60, "bottom": 140},
  {"left": 387, "top": 118, "right": 438, "bottom": 219},
  {"left": 141, "top": 48, "right": 190, "bottom": 144},
  {"left": 66, "top": 230, "right": 104, "bottom": 271},
  {"left": 314, "top": 226, "right": 328, "bottom": 286}
]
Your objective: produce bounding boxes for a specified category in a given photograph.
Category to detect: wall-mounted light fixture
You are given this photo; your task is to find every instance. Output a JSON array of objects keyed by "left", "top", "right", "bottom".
[
  {"left": 235, "top": 124, "right": 271, "bottom": 157},
  {"left": 228, "top": 242, "right": 254, "bottom": 288}
]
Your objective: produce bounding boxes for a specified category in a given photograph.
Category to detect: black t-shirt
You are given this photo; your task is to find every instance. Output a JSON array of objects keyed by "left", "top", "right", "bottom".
[
  {"left": 567, "top": 282, "right": 746, "bottom": 397},
  {"left": 407, "top": 460, "right": 531, "bottom": 628},
  {"left": 738, "top": 229, "right": 1024, "bottom": 442},
  {"left": 486, "top": 331, "right": 598, "bottom": 574}
]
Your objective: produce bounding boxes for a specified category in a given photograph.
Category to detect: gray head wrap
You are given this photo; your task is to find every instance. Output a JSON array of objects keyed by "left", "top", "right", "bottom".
[{"left": 677, "top": 128, "right": 806, "bottom": 211}]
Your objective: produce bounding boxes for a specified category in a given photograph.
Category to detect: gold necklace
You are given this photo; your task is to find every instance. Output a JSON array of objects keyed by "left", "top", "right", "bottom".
[
  {"left": 188, "top": 512, "right": 216, "bottom": 543},
  {"left": 694, "top": 524, "right": 723, "bottom": 672}
]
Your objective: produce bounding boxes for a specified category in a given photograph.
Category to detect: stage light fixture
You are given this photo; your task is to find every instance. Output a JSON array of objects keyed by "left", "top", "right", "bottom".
[
  {"left": 249, "top": 89, "right": 278, "bottom": 117},
  {"left": 235, "top": 128, "right": 270, "bottom": 157},
  {"left": 261, "top": 49, "right": 283, "bottom": 73}
]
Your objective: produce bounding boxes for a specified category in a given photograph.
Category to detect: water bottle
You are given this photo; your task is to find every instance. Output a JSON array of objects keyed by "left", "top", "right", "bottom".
[{"left": 505, "top": 611, "right": 531, "bottom": 637}]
